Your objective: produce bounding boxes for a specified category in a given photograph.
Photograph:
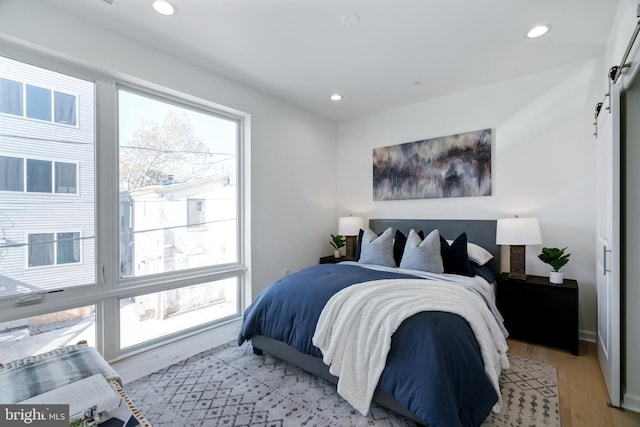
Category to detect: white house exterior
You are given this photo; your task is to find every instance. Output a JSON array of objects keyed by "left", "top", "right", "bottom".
[
  {"left": 120, "top": 174, "right": 238, "bottom": 319},
  {"left": 0, "top": 55, "right": 95, "bottom": 296}
]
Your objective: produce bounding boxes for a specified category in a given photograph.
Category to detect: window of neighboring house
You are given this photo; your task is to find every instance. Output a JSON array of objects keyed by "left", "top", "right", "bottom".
[
  {"left": 27, "top": 232, "right": 81, "bottom": 267},
  {"left": 55, "top": 161, "right": 77, "bottom": 193},
  {"left": 20, "top": 159, "right": 78, "bottom": 194},
  {"left": 0, "top": 77, "right": 77, "bottom": 126},
  {"left": 54, "top": 91, "right": 77, "bottom": 126},
  {"left": 57, "top": 232, "right": 81, "bottom": 264},
  {"left": 0, "top": 157, "right": 79, "bottom": 193},
  {"left": 0, "top": 77, "right": 23, "bottom": 116},
  {"left": 26, "top": 84, "right": 52, "bottom": 121},
  {"left": 28, "top": 233, "right": 54, "bottom": 267},
  {"left": 0, "top": 155, "right": 24, "bottom": 191},
  {"left": 187, "top": 198, "right": 205, "bottom": 229},
  {"left": 26, "top": 158, "right": 52, "bottom": 193}
]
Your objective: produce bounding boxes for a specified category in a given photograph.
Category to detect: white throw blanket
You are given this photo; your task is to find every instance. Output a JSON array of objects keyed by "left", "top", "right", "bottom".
[{"left": 312, "top": 278, "right": 510, "bottom": 416}]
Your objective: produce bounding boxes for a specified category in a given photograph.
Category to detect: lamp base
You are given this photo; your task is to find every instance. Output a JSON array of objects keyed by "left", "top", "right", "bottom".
[
  {"left": 508, "top": 245, "right": 527, "bottom": 280},
  {"left": 345, "top": 235, "right": 357, "bottom": 259}
]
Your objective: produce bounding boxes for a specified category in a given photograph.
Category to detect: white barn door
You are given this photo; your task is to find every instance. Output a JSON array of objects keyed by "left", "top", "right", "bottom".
[{"left": 595, "top": 82, "right": 621, "bottom": 407}]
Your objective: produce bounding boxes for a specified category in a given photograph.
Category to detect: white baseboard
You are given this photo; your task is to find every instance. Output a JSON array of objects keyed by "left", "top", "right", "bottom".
[
  {"left": 579, "top": 329, "right": 596, "bottom": 343},
  {"left": 623, "top": 392, "right": 640, "bottom": 414},
  {"left": 113, "top": 318, "right": 241, "bottom": 384}
]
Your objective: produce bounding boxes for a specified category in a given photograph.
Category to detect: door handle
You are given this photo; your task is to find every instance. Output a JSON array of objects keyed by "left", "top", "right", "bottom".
[{"left": 603, "top": 246, "right": 612, "bottom": 275}]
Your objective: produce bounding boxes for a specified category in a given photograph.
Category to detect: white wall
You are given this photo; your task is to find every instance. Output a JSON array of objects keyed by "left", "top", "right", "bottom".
[
  {"left": 336, "top": 58, "right": 603, "bottom": 338},
  {"left": 0, "top": 0, "right": 337, "bottom": 298}
]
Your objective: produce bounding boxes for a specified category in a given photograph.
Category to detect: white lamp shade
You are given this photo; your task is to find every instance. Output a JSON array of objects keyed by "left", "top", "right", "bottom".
[
  {"left": 338, "top": 216, "right": 363, "bottom": 236},
  {"left": 496, "top": 217, "right": 542, "bottom": 245}
]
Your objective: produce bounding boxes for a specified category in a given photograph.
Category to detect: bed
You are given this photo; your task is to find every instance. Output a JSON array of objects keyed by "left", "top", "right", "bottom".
[{"left": 238, "top": 219, "right": 509, "bottom": 427}]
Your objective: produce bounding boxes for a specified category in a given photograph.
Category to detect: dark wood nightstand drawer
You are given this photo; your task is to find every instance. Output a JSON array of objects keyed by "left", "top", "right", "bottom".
[
  {"left": 497, "top": 273, "right": 579, "bottom": 355},
  {"left": 319, "top": 255, "right": 353, "bottom": 264}
]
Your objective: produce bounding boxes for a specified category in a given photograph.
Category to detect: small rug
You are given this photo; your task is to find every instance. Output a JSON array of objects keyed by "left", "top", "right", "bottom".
[{"left": 125, "top": 342, "right": 560, "bottom": 427}]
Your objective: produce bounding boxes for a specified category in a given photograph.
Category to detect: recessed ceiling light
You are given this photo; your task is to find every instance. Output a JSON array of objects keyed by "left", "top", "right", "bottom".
[
  {"left": 527, "top": 25, "right": 550, "bottom": 38},
  {"left": 330, "top": 94, "right": 343, "bottom": 101},
  {"left": 151, "top": 0, "right": 177, "bottom": 16},
  {"left": 340, "top": 14, "right": 359, "bottom": 26}
]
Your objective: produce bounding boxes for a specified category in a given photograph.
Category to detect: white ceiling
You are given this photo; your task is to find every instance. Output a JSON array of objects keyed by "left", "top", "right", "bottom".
[{"left": 42, "top": 0, "right": 619, "bottom": 121}]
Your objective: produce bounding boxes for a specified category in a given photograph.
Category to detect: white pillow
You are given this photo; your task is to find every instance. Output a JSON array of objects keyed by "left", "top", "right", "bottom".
[
  {"left": 358, "top": 227, "right": 396, "bottom": 268},
  {"left": 400, "top": 229, "right": 444, "bottom": 273},
  {"left": 447, "top": 240, "right": 494, "bottom": 266}
]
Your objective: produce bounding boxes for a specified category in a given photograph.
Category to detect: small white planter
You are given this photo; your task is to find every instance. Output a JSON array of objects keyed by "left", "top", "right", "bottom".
[
  {"left": 549, "top": 271, "right": 564, "bottom": 284},
  {"left": 334, "top": 249, "right": 341, "bottom": 258}
]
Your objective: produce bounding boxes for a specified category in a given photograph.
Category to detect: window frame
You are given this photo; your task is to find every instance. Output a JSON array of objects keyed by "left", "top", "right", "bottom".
[{"left": 0, "top": 43, "right": 248, "bottom": 362}]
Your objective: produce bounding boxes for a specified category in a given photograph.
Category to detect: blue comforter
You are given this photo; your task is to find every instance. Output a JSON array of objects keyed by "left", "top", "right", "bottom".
[{"left": 238, "top": 263, "right": 498, "bottom": 427}]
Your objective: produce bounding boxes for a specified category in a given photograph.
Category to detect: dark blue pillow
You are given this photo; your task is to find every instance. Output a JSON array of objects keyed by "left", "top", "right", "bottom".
[
  {"left": 439, "top": 233, "right": 473, "bottom": 276},
  {"left": 470, "top": 262, "right": 496, "bottom": 283},
  {"left": 354, "top": 228, "right": 365, "bottom": 261}
]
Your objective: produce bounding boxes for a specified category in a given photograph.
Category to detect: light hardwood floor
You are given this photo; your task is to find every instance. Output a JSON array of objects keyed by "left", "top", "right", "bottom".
[{"left": 507, "top": 339, "right": 640, "bottom": 427}]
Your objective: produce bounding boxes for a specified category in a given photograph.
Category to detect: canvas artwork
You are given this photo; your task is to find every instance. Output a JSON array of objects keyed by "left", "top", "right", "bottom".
[{"left": 372, "top": 128, "right": 492, "bottom": 201}]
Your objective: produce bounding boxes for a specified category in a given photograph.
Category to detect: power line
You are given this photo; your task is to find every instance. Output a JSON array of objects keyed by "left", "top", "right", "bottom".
[
  {"left": 120, "top": 217, "right": 235, "bottom": 236},
  {"left": 0, "top": 218, "right": 235, "bottom": 250},
  {"left": 0, "top": 133, "right": 94, "bottom": 146},
  {"left": 120, "top": 145, "right": 235, "bottom": 156},
  {"left": 0, "top": 234, "right": 95, "bottom": 249}
]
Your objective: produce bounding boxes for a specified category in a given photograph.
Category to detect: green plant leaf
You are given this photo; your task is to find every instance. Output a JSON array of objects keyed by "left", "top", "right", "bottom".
[
  {"left": 538, "top": 247, "right": 570, "bottom": 272},
  {"left": 330, "top": 234, "right": 346, "bottom": 249}
]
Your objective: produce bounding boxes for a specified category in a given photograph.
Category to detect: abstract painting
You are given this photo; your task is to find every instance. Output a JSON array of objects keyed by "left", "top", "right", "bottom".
[{"left": 373, "top": 128, "right": 492, "bottom": 200}]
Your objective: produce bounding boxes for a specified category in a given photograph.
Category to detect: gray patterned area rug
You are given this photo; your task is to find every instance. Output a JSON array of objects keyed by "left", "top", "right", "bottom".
[{"left": 125, "top": 342, "right": 560, "bottom": 427}]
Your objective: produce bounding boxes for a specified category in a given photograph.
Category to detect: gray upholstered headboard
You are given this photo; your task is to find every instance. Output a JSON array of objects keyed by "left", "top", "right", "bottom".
[{"left": 369, "top": 219, "right": 499, "bottom": 276}]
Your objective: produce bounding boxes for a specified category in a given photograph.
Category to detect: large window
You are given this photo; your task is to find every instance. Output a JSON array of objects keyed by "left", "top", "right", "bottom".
[
  {"left": 119, "top": 279, "right": 237, "bottom": 349},
  {"left": 0, "top": 56, "right": 94, "bottom": 296},
  {"left": 118, "top": 89, "right": 238, "bottom": 278},
  {"left": 0, "top": 53, "right": 245, "bottom": 360}
]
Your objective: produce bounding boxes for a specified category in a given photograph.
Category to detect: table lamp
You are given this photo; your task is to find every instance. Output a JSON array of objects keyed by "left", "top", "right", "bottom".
[
  {"left": 496, "top": 216, "right": 542, "bottom": 280},
  {"left": 338, "top": 216, "right": 363, "bottom": 259}
]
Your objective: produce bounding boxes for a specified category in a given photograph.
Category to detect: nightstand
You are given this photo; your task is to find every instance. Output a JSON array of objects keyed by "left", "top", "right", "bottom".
[
  {"left": 319, "top": 255, "right": 353, "bottom": 264},
  {"left": 496, "top": 273, "right": 579, "bottom": 355}
]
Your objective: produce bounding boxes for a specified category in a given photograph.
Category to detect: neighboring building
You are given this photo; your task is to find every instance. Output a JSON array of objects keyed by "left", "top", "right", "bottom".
[
  {"left": 120, "top": 174, "right": 237, "bottom": 319},
  {"left": 0, "top": 56, "right": 96, "bottom": 296}
]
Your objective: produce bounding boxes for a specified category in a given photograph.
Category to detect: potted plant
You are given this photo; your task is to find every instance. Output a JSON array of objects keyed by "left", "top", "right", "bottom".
[
  {"left": 330, "top": 234, "right": 346, "bottom": 258},
  {"left": 538, "top": 247, "right": 571, "bottom": 284}
]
